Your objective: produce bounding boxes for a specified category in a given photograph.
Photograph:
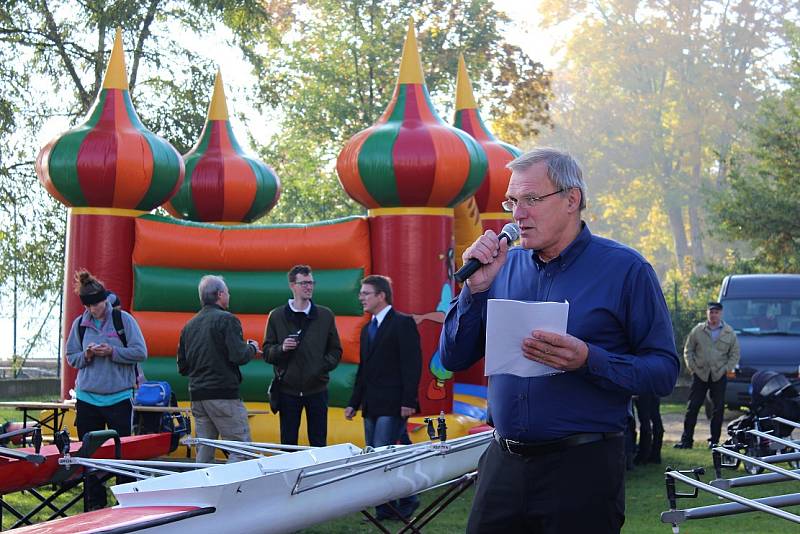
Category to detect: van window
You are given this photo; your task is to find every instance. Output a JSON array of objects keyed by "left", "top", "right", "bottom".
[{"left": 721, "top": 298, "right": 800, "bottom": 334}]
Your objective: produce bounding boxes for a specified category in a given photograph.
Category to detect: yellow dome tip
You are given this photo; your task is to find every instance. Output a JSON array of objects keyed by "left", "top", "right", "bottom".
[
  {"left": 455, "top": 54, "right": 477, "bottom": 111},
  {"left": 102, "top": 28, "right": 129, "bottom": 90},
  {"left": 207, "top": 69, "right": 229, "bottom": 121},
  {"left": 398, "top": 18, "right": 425, "bottom": 85}
]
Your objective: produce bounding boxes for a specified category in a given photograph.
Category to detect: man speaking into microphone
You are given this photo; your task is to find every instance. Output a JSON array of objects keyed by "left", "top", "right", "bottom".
[{"left": 440, "top": 148, "right": 678, "bottom": 534}]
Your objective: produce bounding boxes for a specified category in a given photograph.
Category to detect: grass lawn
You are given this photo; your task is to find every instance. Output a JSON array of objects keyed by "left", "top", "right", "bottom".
[
  {"left": 659, "top": 402, "right": 688, "bottom": 415},
  {"left": 0, "top": 395, "right": 59, "bottom": 424}
]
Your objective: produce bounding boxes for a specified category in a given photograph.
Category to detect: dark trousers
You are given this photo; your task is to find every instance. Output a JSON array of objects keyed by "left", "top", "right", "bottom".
[
  {"left": 75, "top": 398, "right": 133, "bottom": 509},
  {"left": 634, "top": 394, "right": 664, "bottom": 463},
  {"left": 624, "top": 414, "right": 636, "bottom": 470},
  {"left": 467, "top": 437, "right": 625, "bottom": 533},
  {"left": 681, "top": 374, "right": 727, "bottom": 444},
  {"left": 279, "top": 389, "right": 328, "bottom": 447}
]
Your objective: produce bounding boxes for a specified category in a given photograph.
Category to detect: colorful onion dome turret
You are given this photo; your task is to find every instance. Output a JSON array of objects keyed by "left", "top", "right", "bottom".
[
  {"left": 453, "top": 54, "right": 521, "bottom": 214},
  {"left": 36, "top": 29, "right": 184, "bottom": 210},
  {"left": 337, "top": 20, "right": 487, "bottom": 209},
  {"left": 165, "top": 70, "right": 281, "bottom": 223}
]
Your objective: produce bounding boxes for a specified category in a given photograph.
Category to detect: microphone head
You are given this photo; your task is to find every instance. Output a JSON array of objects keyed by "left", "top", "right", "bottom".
[{"left": 500, "top": 223, "right": 521, "bottom": 242}]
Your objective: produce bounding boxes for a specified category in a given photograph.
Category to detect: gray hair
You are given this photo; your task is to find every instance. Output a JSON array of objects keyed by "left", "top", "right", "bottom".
[
  {"left": 199, "top": 275, "right": 227, "bottom": 305},
  {"left": 507, "top": 147, "right": 587, "bottom": 210}
]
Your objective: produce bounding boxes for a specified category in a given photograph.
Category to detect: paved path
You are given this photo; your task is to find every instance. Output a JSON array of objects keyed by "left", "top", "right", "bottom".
[{"left": 661, "top": 409, "right": 742, "bottom": 445}]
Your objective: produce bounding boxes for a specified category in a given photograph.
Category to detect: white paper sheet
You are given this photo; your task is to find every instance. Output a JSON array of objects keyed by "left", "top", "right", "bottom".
[{"left": 485, "top": 299, "right": 569, "bottom": 377}]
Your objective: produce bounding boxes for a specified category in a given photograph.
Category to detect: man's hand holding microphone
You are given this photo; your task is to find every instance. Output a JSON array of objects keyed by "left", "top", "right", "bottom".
[
  {"left": 457, "top": 222, "right": 588, "bottom": 371},
  {"left": 455, "top": 223, "right": 520, "bottom": 292}
]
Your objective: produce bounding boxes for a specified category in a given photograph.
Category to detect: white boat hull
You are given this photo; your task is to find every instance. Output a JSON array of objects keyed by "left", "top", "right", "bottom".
[{"left": 110, "top": 432, "right": 491, "bottom": 533}]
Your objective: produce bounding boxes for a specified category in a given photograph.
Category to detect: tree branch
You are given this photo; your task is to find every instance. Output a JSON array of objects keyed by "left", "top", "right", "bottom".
[
  {"left": 130, "top": 0, "right": 161, "bottom": 94},
  {"left": 38, "top": 0, "right": 90, "bottom": 108}
]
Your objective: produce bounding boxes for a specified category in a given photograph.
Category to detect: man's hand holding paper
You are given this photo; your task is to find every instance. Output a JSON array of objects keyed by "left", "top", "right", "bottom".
[
  {"left": 522, "top": 330, "right": 589, "bottom": 371},
  {"left": 485, "top": 299, "right": 572, "bottom": 377}
]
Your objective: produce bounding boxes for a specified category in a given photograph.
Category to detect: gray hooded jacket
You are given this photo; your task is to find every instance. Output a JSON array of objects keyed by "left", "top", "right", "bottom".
[{"left": 66, "top": 296, "right": 148, "bottom": 394}]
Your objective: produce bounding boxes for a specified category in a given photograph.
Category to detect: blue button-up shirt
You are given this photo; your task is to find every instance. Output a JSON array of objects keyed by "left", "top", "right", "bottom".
[{"left": 440, "top": 223, "right": 679, "bottom": 441}]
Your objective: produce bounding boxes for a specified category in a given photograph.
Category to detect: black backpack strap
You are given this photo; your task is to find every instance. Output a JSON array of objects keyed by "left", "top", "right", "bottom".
[
  {"left": 112, "top": 308, "right": 128, "bottom": 348},
  {"left": 78, "top": 310, "right": 127, "bottom": 348}
]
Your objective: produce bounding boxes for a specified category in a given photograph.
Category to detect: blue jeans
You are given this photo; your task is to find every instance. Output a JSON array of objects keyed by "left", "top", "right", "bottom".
[{"left": 364, "top": 416, "right": 420, "bottom": 519}]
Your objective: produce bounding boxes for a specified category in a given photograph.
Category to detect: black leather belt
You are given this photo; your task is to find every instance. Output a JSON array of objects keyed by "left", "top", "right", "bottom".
[{"left": 495, "top": 431, "right": 624, "bottom": 457}]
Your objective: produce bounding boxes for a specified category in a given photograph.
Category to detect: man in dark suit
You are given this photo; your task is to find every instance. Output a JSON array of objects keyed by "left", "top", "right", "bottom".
[{"left": 345, "top": 274, "right": 422, "bottom": 521}]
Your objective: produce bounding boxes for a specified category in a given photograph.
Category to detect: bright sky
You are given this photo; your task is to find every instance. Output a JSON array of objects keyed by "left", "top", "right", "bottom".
[{"left": 4, "top": 1, "right": 559, "bottom": 362}]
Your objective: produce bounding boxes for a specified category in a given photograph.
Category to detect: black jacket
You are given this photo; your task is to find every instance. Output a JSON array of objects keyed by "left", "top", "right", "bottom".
[
  {"left": 348, "top": 308, "right": 422, "bottom": 417},
  {"left": 263, "top": 302, "right": 342, "bottom": 396},
  {"left": 177, "top": 304, "right": 255, "bottom": 401}
]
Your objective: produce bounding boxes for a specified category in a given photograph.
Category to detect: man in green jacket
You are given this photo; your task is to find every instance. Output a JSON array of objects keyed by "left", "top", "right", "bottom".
[
  {"left": 264, "top": 265, "right": 342, "bottom": 446},
  {"left": 675, "top": 301, "right": 741, "bottom": 449},
  {"left": 178, "top": 275, "right": 259, "bottom": 463}
]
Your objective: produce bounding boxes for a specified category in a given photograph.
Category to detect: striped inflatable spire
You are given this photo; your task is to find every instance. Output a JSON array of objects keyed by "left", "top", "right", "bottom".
[
  {"left": 453, "top": 54, "right": 521, "bottom": 215},
  {"left": 35, "top": 28, "right": 184, "bottom": 211},
  {"left": 165, "top": 70, "right": 281, "bottom": 223},
  {"left": 337, "top": 19, "right": 487, "bottom": 209}
]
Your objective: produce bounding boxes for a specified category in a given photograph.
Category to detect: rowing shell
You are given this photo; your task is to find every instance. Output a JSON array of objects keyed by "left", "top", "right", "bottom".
[{"left": 15, "top": 431, "right": 492, "bottom": 533}]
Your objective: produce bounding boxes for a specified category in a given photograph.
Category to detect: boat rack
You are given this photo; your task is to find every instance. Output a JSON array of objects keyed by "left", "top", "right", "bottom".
[
  {"left": 661, "top": 415, "right": 800, "bottom": 532},
  {"left": 0, "top": 426, "right": 43, "bottom": 464},
  {"left": 0, "top": 429, "right": 121, "bottom": 531}
]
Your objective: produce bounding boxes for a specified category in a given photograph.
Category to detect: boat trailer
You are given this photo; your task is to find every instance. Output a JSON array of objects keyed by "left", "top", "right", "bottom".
[{"left": 661, "top": 415, "right": 800, "bottom": 532}]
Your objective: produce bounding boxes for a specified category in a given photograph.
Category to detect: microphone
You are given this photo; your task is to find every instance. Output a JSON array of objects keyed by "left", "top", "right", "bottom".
[{"left": 454, "top": 223, "right": 521, "bottom": 283}]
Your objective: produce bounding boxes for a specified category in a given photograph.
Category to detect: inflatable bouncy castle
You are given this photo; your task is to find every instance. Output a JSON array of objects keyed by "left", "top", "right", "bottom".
[{"left": 35, "top": 23, "right": 520, "bottom": 446}]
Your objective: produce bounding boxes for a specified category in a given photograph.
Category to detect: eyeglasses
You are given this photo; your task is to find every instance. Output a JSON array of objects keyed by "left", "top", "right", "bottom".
[
  {"left": 293, "top": 280, "right": 315, "bottom": 287},
  {"left": 358, "top": 291, "right": 376, "bottom": 297},
  {"left": 501, "top": 189, "right": 564, "bottom": 212}
]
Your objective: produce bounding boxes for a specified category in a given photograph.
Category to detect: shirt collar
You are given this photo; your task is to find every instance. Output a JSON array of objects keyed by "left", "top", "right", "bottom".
[
  {"left": 288, "top": 299, "right": 312, "bottom": 314},
  {"left": 373, "top": 305, "right": 392, "bottom": 326},
  {"left": 532, "top": 221, "right": 592, "bottom": 270}
]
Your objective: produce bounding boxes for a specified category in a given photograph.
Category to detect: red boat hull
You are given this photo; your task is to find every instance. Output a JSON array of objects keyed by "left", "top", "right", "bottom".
[
  {"left": 0, "top": 433, "right": 172, "bottom": 495},
  {"left": 12, "top": 505, "right": 209, "bottom": 534}
]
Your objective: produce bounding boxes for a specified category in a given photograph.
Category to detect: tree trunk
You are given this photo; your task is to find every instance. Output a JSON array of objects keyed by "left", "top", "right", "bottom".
[
  {"left": 689, "top": 155, "right": 705, "bottom": 272},
  {"left": 666, "top": 202, "right": 689, "bottom": 268},
  {"left": 688, "top": 199, "right": 705, "bottom": 273}
]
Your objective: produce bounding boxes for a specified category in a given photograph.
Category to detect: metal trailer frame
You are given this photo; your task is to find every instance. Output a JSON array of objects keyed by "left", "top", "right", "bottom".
[{"left": 661, "top": 416, "right": 800, "bottom": 532}]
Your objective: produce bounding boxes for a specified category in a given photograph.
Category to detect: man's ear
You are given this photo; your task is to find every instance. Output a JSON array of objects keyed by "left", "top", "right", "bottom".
[{"left": 567, "top": 188, "right": 581, "bottom": 212}]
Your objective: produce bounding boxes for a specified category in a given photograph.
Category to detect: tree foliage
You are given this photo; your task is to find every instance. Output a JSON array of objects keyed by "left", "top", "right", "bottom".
[
  {"left": 241, "top": 0, "right": 553, "bottom": 223},
  {"left": 0, "top": 0, "right": 276, "bottom": 355},
  {"left": 536, "top": 0, "right": 796, "bottom": 277},
  {"left": 708, "top": 26, "right": 800, "bottom": 272}
]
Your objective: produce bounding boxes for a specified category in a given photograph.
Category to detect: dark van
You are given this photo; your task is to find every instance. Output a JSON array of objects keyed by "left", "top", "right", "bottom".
[{"left": 719, "top": 274, "right": 800, "bottom": 409}]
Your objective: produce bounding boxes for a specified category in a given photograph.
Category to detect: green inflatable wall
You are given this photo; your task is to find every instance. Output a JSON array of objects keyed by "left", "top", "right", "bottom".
[
  {"left": 133, "top": 266, "right": 364, "bottom": 315},
  {"left": 141, "top": 357, "right": 358, "bottom": 407}
]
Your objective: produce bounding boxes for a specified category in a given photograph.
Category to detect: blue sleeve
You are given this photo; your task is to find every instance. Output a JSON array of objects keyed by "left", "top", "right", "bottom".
[
  {"left": 439, "top": 285, "right": 489, "bottom": 372},
  {"left": 581, "top": 262, "right": 679, "bottom": 397}
]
